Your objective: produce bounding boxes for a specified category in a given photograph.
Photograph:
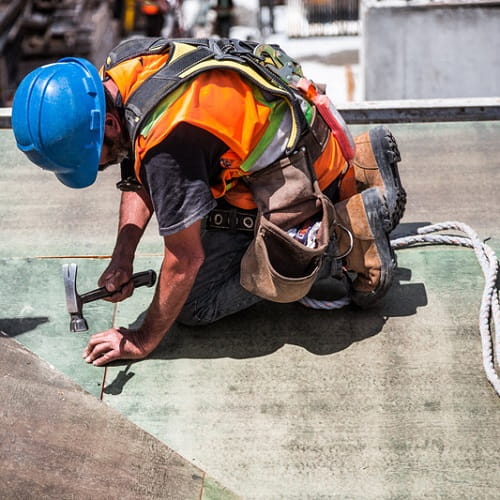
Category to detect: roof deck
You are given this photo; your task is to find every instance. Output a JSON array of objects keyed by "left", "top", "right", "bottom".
[{"left": 1, "top": 109, "right": 499, "bottom": 498}]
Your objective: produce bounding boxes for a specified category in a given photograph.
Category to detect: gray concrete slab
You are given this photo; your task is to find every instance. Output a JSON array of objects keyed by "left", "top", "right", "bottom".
[
  {"left": 1, "top": 120, "right": 499, "bottom": 498},
  {"left": 362, "top": 1, "right": 500, "bottom": 99},
  {"left": 0, "top": 336, "right": 238, "bottom": 499},
  {"left": 0, "top": 130, "right": 162, "bottom": 259}
]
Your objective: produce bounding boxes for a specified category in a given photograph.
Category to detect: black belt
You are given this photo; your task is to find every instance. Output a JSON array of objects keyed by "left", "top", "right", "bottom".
[{"left": 206, "top": 207, "right": 256, "bottom": 232}]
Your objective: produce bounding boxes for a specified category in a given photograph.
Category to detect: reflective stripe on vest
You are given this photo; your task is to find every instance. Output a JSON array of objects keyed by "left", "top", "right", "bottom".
[{"left": 132, "top": 68, "right": 292, "bottom": 179}]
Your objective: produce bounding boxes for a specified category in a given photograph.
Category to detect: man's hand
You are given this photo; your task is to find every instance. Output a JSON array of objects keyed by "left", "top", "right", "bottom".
[
  {"left": 83, "top": 327, "right": 153, "bottom": 366},
  {"left": 84, "top": 220, "right": 205, "bottom": 366},
  {"left": 99, "top": 188, "right": 155, "bottom": 303},
  {"left": 98, "top": 260, "right": 134, "bottom": 303}
]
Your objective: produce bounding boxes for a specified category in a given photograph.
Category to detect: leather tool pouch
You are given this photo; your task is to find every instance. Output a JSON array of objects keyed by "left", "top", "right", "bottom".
[{"left": 240, "top": 134, "right": 335, "bottom": 302}]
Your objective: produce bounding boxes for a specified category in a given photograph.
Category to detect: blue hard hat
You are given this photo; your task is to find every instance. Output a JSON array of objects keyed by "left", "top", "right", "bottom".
[{"left": 12, "top": 57, "right": 105, "bottom": 189}]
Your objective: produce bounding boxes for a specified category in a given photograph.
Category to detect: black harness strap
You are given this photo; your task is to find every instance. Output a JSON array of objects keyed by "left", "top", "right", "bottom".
[
  {"left": 105, "top": 37, "right": 309, "bottom": 149},
  {"left": 105, "top": 37, "right": 315, "bottom": 191},
  {"left": 205, "top": 207, "right": 256, "bottom": 232},
  {"left": 124, "top": 45, "right": 215, "bottom": 139},
  {"left": 105, "top": 37, "right": 172, "bottom": 68}
]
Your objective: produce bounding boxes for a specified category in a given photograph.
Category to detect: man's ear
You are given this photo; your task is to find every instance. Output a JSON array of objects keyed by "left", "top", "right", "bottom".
[{"left": 104, "top": 111, "right": 121, "bottom": 139}]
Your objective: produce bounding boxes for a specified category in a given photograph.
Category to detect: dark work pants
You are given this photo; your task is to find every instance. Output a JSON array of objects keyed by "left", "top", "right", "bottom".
[{"left": 177, "top": 178, "right": 341, "bottom": 326}]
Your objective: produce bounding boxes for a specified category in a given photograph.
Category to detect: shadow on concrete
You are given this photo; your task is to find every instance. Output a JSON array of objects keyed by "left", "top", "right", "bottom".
[
  {"left": 114, "top": 266, "right": 427, "bottom": 363},
  {"left": 0, "top": 317, "right": 49, "bottom": 337},
  {"left": 103, "top": 362, "right": 135, "bottom": 395}
]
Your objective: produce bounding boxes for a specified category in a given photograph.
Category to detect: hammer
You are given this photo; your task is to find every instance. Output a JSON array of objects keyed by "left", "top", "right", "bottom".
[{"left": 62, "top": 263, "right": 156, "bottom": 333}]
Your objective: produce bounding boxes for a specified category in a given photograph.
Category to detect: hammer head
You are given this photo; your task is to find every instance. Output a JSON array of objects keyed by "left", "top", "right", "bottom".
[{"left": 62, "top": 263, "right": 88, "bottom": 333}]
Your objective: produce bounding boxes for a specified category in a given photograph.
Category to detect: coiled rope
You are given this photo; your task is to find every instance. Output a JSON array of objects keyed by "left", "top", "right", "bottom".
[{"left": 299, "top": 221, "right": 500, "bottom": 396}]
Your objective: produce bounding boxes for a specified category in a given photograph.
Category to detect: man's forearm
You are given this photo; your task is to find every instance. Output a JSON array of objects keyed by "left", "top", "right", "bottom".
[
  {"left": 137, "top": 221, "right": 205, "bottom": 352},
  {"left": 112, "top": 189, "right": 154, "bottom": 261},
  {"left": 83, "top": 221, "right": 205, "bottom": 365},
  {"left": 139, "top": 251, "right": 203, "bottom": 351}
]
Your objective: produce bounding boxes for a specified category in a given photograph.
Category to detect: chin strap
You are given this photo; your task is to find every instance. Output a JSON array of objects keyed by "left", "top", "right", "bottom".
[{"left": 116, "top": 157, "right": 142, "bottom": 192}]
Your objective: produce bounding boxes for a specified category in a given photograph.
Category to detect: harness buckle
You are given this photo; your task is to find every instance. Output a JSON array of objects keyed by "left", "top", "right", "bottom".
[{"left": 253, "top": 44, "right": 303, "bottom": 84}]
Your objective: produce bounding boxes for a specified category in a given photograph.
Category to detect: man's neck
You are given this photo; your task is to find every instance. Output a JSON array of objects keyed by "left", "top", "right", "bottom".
[{"left": 103, "top": 78, "right": 120, "bottom": 100}]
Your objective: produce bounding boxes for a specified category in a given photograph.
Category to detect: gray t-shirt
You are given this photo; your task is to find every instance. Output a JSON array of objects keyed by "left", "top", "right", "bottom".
[{"left": 140, "top": 122, "right": 229, "bottom": 236}]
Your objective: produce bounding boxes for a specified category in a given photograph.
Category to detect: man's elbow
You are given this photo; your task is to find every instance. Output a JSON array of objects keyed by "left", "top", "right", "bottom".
[
  {"left": 163, "top": 223, "right": 205, "bottom": 277},
  {"left": 168, "top": 249, "right": 205, "bottom": 278},
  {"left": 190, "top": 251, "right": 205, "bottom": 273}
]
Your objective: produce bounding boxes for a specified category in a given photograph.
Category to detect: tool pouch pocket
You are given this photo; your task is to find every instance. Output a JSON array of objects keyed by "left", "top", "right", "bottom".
[{"left": 240, "top": 147, "right": 335, "bottom": 302}]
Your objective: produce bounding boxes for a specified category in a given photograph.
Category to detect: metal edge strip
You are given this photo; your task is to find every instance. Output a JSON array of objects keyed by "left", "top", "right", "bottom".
[{"left": 2, "top": 97, "right": 500, "bottom": 129}]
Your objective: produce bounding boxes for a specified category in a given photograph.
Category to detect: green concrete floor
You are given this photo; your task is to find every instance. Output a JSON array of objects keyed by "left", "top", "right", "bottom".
[{"left": 1, "top": 121, "right": 499, "bottom": 499}]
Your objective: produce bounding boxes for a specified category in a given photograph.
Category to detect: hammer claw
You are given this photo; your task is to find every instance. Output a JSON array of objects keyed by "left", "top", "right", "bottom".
[
  {"left": 62, "top": 263, "right": 80, "bottom": 314},
  {"left": 62, "top": 263, "right": 156, "bottom": 333}
]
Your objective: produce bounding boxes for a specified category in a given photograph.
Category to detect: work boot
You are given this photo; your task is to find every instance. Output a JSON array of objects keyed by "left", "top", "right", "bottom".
[
  {"left": 352, "top": 126, "right": 406, "bottom": 232},
  {"left": 333, "top": 187, "right": 397, "bottom": 307}
]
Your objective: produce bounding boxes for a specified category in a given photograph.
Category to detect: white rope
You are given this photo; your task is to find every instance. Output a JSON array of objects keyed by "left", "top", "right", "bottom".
[
  {"left": 299, "top": 296, "right": 351, "bottom": 310},
  {"left": 391, "top": 221, "right": 500, "bottom": 396},
  {"left": 300, "top": 221, "right": 500, "bottom": 396}
]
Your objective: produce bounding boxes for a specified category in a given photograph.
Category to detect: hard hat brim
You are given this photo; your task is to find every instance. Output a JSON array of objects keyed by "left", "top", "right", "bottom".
[
  {"left": 12, "top": 57, "right": 105, "bottom": 189},
  {"left": 55, "top": 166, "right": 99, "bottom": 189}
]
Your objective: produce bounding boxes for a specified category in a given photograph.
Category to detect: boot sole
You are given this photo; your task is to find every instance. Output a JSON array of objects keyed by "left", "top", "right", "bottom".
[
  {"left": 368, "top": 126, "right": 407, "bottom": 233},
  {"left": 351, "top": 187, "right": 397, "bottom": 308}
]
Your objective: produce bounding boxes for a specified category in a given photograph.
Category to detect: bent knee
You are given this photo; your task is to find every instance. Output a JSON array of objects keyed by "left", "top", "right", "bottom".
[{"left": 177, "top": 302, "right": 217, "bottom": 327}]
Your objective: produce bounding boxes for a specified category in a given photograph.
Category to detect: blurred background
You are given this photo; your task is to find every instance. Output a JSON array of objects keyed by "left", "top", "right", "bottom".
[
  {"left": 0, "top": 0, "right": 498, "bottom": 107},
  {"left": 0, "top": 0, "right": 362, "bottom": 106}
]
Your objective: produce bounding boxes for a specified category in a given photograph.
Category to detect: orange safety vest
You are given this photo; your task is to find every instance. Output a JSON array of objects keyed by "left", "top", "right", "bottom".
[{"left": 104, "top": 49, "right": 354, "bottom": 209}]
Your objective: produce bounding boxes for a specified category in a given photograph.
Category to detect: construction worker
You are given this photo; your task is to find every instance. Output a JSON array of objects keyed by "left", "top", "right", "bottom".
[{"left": 11, "top": 38, "right": 406, "bottom": 366}]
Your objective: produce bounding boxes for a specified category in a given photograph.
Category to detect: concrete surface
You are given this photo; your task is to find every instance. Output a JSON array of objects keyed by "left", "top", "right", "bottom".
[
  {"left": 362, "top": 0, "right": 500, "bottom": 100},
  {"left": 1, "top": 119, "right": 499, "bottom": 499},
  {"left": 0, "top": 337, "right": 236, "bottom": 499}
]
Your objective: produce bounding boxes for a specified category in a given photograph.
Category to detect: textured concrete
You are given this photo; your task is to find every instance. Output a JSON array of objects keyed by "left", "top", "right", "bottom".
[
  {"left": 1, "top": 120, "right": 499, "bottom": 499},
  {"left": 362, "top": 1, "right": 500, "bottom": 100},
  {"left": 0, "top": 337, "right": 237, "bottom": 499},
  {"left": 0, "top": 129, "right": 161, "bottom": 259}
]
